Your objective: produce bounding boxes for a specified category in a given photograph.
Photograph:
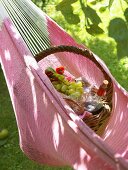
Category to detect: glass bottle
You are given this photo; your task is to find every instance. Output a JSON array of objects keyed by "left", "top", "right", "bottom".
[{"left": 84, "top": 80, "right": 109, "bottom": 114}]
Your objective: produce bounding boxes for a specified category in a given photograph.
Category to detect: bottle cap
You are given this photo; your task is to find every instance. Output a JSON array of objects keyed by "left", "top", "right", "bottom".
[
  {"left": 103, "top": 80, "right": 109, "bottom": 85},
  {"left": 102, "top": 80, "right": 109, "bottom": 89}
]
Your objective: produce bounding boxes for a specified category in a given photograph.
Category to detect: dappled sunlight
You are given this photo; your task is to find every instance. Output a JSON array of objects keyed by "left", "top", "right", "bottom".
[
  {"left": 79, "top": 147, "right": 91, "bottom": 162},
  {"left": 27, "top": 69, "right": 38, "bottom": 121},
  {"left": 67, "top": 119, "right": 78, "bottom": 133},
  {"left": 27, "top": 121, "right": 36, "bottom": 142},
  {"left": 103, "top": 129, "right": 112, "bottom": 140},
  {"left": 102, "top": 81, "right": 128, "bottom": 161},
  {"left": 104, "top": 88, "right": 127, "bottom": 139},
  {"left": 120, "top": 111, "right": 124, "bottom": 122},
  {"left": 68, "top": 111, "right": 82, "bottom": 126},
  {"left": 42, "top": 92, "right": 48, "bottom": 107},
  {"left": 51, "top": 113, "right": 64, "bottom": 151},
  {"left": 24, "top": 54, "right": 39, "bottom": 70},
  {"left": 64, "top": 104, "right": 74, "bottom": 112},
  {"left": 120, "top": 145, "right": 128, "bottom": 158},
  {"left": 114, "top": 90, "right": 117, "bottom": 107},
  {"left": 114, "top": 145, "right": 128, "bottom": 159},
  {"left": 74, "top": 147, "right": 91, "bottom": 170},
  {"left": 52, "top": 114, "right": 60, "bottom": 151},
  {"left": 124, "top": 132, "right": 128, "bottom": 140},
  {"left": 1, "top": 0, "right": 128, "bottom": 168},
  {"left": 4, "top": 49, "right": 11, "bottom": 61},
  {"left": 10, "top": 24, "right": 20, "bottom": 40},
  {"left": 114, "top": 153, "right": 123, "bottom": 160},
  {"left": 51, "top": 99, "right": 54, "bottom": 104},
  {"left": 56, "top": 0, "right": 80, "bottom": 25},
  {"left": 57, "top": 113, "right": 64, "bottom": 135}
]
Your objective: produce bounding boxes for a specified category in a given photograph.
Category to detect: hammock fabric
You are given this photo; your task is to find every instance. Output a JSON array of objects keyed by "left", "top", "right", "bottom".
[{"left": 0, "top": 0, "right": 128, "bottom": 170}]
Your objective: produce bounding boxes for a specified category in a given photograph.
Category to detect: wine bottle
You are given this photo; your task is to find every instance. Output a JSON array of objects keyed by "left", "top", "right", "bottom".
[{"left": 84, "top": 80, "right": 108, "bottom": 114}]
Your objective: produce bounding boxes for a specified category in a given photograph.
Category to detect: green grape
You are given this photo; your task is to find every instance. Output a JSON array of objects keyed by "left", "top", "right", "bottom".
[
  {"left": 57, "top": 75, "right": 65, "bottom": 81},
  {"left": 52, "top": 81, "right": 58, "bottom": 86},
  {"left": 68, "top": 85, "right": 73, "bottom": 89},
  {"left": 61, "top": 85, "right": 68, "bottom": 93},
  {"left": 52, "top": 74, "right": 84, "bottom": 98},
  {"left": 65, "top": 90, "right": 69, "bottom": 95},
  {"left": 76, "top": 87, "right": 84, "bottom": 93},
  {"left": 53, "top": 73, "right": 59, "bottom": 77},
  {"left": 56, "top": 84, "right": 62, "bottom": 91},
  {"left": 76, "top": 81, "right": 83, "bottom": 87},
  {"left": 68, "top": 84, "right": 76, "bottom": 90},
  {"left": 64, "top": 79, "right": 70, "bottom": 85},
  {"left": 69, "top": 92, "right": 82, "bottom": 100},
  {"left": 54, "top": 84, "right": 58, "bottom": 89},
  {"left": 68, "top": 89, "right": 76, "bottom": 95},
  {"left": 70, "top": 81, "right": 76, "bottom": 86}
]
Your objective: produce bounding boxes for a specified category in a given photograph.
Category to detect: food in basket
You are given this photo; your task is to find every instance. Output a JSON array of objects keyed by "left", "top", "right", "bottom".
[
  {"left": 84, "top": 80, "right": 108, "bottom": 114},
  {"left": 45, "top": 67, "right": 84, "bottom": 101},
  {"left": 45, "top": 66, "right": 108, "bottom": 118}
]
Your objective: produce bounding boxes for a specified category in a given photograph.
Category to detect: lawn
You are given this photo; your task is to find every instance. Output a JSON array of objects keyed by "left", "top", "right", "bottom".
[{"left": 0, "top": 0, "right": 128, "bottom": 170}]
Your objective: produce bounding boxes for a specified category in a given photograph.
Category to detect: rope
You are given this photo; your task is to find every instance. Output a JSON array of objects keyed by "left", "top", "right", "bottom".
[{"left": 0, "top": 0, "right": 51, "bottom": 56}]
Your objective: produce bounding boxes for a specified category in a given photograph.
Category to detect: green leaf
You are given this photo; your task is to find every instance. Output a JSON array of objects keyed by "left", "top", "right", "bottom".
[
  {"left": 124, "top": 8, "right": 128, "bottom": 22},
  {"left": 109, "top": 0, "right": 115, "bottom": 9},
  {"left": 86, "top": 24, "right": 104, "bottom": 35},
  {"left": 56, "top": 0, "right": 77, "bottom": 10},
  {"left": 108, "top": 18, "right": 128, "bottom": 41},
  {"left": 99, "top": 6, "right": 108, "bottom": 13},
  {"left": 90, "top": 0, "right": 97, "bottom": 5},
  {"left": 56, "top": 0, "right": 80, "bottom": 24},
  {"left": 83, "top": 5, "right": 102, "bottom": 25}
]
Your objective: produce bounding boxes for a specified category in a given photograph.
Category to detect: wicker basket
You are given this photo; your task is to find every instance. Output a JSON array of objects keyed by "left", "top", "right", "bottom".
[{"left": 35, "top": 45, "right": 113, "bottom": 135}]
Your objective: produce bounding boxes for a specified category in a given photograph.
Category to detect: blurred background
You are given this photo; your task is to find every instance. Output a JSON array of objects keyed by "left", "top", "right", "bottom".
[{"left": 0, "top": 0, "right": 128, "bottom": 170}]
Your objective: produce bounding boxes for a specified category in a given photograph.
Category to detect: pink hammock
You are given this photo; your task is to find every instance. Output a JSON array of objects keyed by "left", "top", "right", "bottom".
[{"left": 0, "top": 1, "right": 128, "bottom": 170}]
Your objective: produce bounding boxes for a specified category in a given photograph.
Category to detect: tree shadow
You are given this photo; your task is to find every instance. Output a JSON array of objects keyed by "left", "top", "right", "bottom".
[
  {"left": 79, "top": 0, "right": 104, "bottom": 35},
  {"left": 56, "top": 0, "right": 80, "bottom": 24},
  {"left": 124, "top": 8, "right": 128, "bottom": 22},
  {"left": 108, "top": 12, "right": 128, "bottom": 59}
]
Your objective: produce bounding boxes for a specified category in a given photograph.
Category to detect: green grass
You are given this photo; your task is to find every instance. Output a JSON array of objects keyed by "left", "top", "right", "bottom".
[{"left": 0, "top": 0, "right": 128, "bottom": 170}]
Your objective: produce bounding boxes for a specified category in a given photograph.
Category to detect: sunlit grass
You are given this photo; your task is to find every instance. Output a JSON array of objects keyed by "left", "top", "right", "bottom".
[{"left": 43, "top": 0, "right": 128, "bottom": 91}]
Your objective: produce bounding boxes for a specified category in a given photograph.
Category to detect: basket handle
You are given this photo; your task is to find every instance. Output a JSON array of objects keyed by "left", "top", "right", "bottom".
[{"left": 35, "top": 45, "right": 111, "bottom": 81}]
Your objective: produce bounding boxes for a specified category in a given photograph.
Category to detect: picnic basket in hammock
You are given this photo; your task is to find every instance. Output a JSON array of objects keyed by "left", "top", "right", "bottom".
[
  {"left": 0, "top": 0, "right": 128, "bottom": 170},
  {"left": 35, "top": 45, "right": 113, "bottom": 134}
]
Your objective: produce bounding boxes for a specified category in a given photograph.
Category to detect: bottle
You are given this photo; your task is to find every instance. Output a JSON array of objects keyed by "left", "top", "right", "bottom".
[{"left": 84, "top": 80, "right": 109, "bottom": 114}]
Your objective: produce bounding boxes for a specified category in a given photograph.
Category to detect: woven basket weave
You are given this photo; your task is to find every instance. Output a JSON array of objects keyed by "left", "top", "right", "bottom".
[{"left": 35, "top": 45, "right": 113, "bottom": 135}]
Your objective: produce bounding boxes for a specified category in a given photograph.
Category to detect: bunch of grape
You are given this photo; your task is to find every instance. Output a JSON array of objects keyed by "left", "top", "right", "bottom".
[{"left": 52, "top": 73, "right": 84, "bottom": 100}]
